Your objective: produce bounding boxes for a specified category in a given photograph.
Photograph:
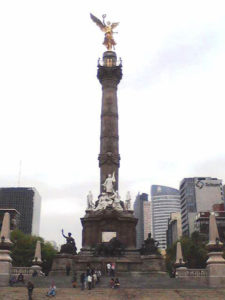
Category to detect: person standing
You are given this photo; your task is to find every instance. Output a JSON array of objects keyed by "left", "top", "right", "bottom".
[
  {"left": 66, "top": 262, "right": 71, "bottom": 276},
  {"left": 87, "top": 274, "right": 92, "bottom": 290},
  {"left": 80, "top": 273, "right": 85, "bottom": 290},
  {"left": 27, "top": 281, "right": 34, "bottom": 300},
  {"left": 107, "top": 263, "right": 111, "bottom": 275},
  {"left": 111, "top": 263, "right": 115, "bottom": 277}
]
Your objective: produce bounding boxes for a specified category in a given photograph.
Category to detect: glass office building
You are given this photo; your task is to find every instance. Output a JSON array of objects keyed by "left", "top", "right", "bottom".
[
  {"left": 151, "top": 185, "right": 180, "bottom": 249},
  {"left": 0, "top": 187, "right": 41, "bottom": 235}
]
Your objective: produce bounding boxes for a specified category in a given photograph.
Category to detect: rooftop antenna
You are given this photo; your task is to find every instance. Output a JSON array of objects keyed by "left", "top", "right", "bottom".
[{"left": 17, "top": 160, "right": 22, "bottom": 187}]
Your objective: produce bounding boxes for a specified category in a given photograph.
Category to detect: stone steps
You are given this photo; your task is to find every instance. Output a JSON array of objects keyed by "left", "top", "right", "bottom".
[{"left": 13, "top": 274, "right": 209, "bottom": 289}]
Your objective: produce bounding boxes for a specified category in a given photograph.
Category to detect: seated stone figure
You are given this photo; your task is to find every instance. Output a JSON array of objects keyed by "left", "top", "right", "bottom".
[
  {"left": 140, "top": 233, "right": 159, "bottom": 255},
  {"left": 60, "top": 229, "right": 77, "bottom": 255}
]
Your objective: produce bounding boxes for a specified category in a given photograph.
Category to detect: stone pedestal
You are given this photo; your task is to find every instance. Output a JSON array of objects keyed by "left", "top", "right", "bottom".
[
  {"left": 207, "top": 252, "right": 225, "bottom": 287},
  {"left": 59, "top": 253, "right": 166, "bottom": 276},
  {"left": 81, "top": 209, "right": 137, "bottom": 252},
  {"left": 49, "top": 253, "right": 74, "bottom": 276},
  {"left": 0, "top": 250, "right": 12, "bottom": 287}
]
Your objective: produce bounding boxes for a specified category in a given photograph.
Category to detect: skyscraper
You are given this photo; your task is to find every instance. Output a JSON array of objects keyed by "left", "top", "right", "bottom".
[
  {"left": 134, "top": 193, "right": 151, "bottom": 248},
  {"left": 180, "top": 177, "right": 224, "bottom": 236},
  {"left": 166, "top": 212, "right": 182, "bottom": 248},
  {"left": 0, "top": 187, "right": 41, "bottom": 235},
  {"left": 151, "top": 185, "right": 180, "bottom": 249}
]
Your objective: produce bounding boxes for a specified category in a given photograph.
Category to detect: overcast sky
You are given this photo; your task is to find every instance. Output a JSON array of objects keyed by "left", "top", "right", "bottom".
[{"left": 0, "top": 0, "right": 225, "bottom": 249}]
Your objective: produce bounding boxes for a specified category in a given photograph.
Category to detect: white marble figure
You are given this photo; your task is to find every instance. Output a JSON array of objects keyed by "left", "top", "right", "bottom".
[
  {"left": 112, "top": 191, "right": 123, "bottom": 211},
  {"left": 125, "top": 191, "right": 132, "bottom": 210},
  {"left": 96, "top": 193, "right": 112, "bottom": 210},
  {"left": 102, "top": 173, "right": 116, "bottom": 193},
  {"left": 87, "top": 191, "right": 94, "bottom": 210}
]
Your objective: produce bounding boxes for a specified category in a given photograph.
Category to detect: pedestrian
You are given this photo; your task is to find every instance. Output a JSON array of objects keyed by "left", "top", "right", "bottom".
[
  {"left": 46, "top": 281, "right": 56, "bottom": 297},
  {"left": 27, "top": 281, "right": 34, "bottom": 300},
  {"left": 17, "top": 273, "right": 25, "bottom": 284},
  {"left": 87, "top": 274, "right": 92, "bottom": 290},
  {"left": 84, "top": 274, "right": 87, "bottom": 289},
  {"left": 110, "top": 278, "right": 115, "bottom": 288},
  {"left": 66, "top": 262, "right": 71, "bottom": 276},
  {"left": 114, "top": 278, "right": 120, "bottom": 289},
  {"left": 106, "top": 263, "right": 111, "bottom": 275},
  {"left": 111, "top": 263, "right": 115, "bottom": 277},
  {"left": 80, "top": 272, "right": 85, "bottom": 290},
  {"left": 72, "top": 273, "right": 77, "bottom": 288},
  {"left": 93, "top": 272, "right": 97, "bottom": 288},
  {"left": 96, "top": 270, "right": 101, "bottom": 283}
]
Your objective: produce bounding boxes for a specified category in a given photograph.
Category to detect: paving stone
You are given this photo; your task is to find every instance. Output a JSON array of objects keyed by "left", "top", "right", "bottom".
[{"left": 1, "top": 288, "right": 225, "bottom": 300}]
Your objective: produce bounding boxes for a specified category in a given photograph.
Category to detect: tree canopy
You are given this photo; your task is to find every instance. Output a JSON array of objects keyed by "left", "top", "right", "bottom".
[
  {"left": 166, "top": 231, "right": 208, "bottom": 276},
  {"left": 10, "top": 229, "right": 57, "bottom": 274}
]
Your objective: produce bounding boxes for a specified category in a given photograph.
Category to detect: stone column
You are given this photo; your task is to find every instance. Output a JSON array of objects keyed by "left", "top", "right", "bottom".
[
  {"left": 31, "top": 240, "right": 42, "bottom": 273},
  {"left": 97, "top": 51, "right": 122, "bottom": 192},
  {"left": 0, "top": 212, "right": 13, "bottom": 287},
  {"left": 206, "top": 212, "right": 225, "bottom": 287},
  {"left": 174, "top": 241, "right": 186, "bottom": 278}
]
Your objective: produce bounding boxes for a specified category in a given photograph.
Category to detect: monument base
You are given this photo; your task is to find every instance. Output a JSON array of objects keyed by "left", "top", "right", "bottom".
[
  {"left": 81, "top": 209, "right": 137, "bottom": 250},
  {"left": 207, "top": 251, "right": 225, "bottom": 287},
  {"left": 50, "top": 253, "right": 166, "bottom": 277},
  {"left": 49, "top": 253, "right": 74, "bottom": 276}
]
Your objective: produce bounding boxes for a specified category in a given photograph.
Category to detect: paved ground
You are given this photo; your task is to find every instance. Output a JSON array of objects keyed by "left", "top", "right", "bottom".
[{"left": 1, "top": 288, "right": 225, "bottom": 300}]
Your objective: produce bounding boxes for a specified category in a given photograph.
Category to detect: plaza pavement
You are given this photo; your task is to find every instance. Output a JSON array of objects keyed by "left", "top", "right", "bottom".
[{"left": 1, "top": 287, "right": 225, "bottom": 300}]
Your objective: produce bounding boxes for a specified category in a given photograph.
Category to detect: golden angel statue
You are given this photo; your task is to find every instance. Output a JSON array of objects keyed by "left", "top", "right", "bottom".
[{"left": 90, "top": 13, "right": 119, "bottom": 51}]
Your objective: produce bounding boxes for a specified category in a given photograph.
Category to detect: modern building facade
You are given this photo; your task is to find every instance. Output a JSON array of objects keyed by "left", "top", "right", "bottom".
[
  {"left": 151, "top": 185, "right": 180, "bottom": 249},
  {"left": 133, "top": 193, "right": 151, "bottom": 249},
  {"left": 194, "top": 203, "right": 225, "bottom": 242},
  {"left": 180, "top": 177, "right": 224, "bottom": 236},
  {"left": 166, "top": 212, "right": 182, "bottom": 248},
  {"left": 0, "top": 187, "right": 41, "bottom": 235}
]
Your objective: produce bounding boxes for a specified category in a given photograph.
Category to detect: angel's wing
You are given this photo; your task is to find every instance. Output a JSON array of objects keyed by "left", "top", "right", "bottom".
[
  {"left": 90, "top": 13, "right": 105, "bottom": 31},
  {"left": 111, "top": 22, "right": 119, "bottom": 30}
]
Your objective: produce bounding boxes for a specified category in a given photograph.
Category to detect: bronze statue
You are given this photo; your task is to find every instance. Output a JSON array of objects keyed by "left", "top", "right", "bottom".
[
  {"left": 140, "top": 233, "right": 159, "bottom": 255},
  {"left": 93, "top": 237, "right": 125, "bottom": 256},
  {"left": 60, "top": 229, "right": 77, "bottom": 255},
  {"left": 90, "top": 13, "right": 119, "bottom": 51}
]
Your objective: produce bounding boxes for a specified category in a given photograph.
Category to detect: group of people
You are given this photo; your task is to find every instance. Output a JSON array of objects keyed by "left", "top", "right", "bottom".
[
  {"left": 80, "top": 267, "right": 102, "bottom": 290},
  {"left": 110, "top": 278, "right": 120, "bottom": 289}
]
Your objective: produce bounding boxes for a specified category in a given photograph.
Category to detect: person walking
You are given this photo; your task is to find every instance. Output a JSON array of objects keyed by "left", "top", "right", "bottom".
[
  {"left": 87, "top": 274, "right": 92, "bottom": 290},
  {"left": 80, "top": 272, "right": 85, "bottom": 290},
  {"left": 27, "top": 281, "right": 34, "bottom": 300}
]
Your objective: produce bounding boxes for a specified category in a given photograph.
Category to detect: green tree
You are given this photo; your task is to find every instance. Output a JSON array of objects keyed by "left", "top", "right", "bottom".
[
  {"left": 166, "top": 231, "right": 208, "bottom": 276},
  {"left": 10, "top": 229, "right": 57, "bottom": 274}
]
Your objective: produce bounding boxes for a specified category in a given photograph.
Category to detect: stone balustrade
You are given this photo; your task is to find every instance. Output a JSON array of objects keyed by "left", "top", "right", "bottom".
[
  {"left": 11, "top": 267, "right": 34, "bottom": 275},
  {"left": 176, "top": 268, "right": 208, "bottom": 278}
]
